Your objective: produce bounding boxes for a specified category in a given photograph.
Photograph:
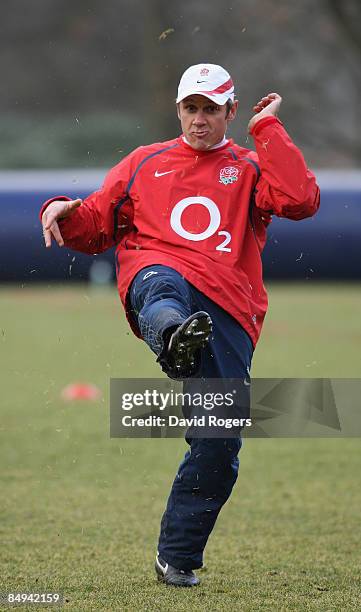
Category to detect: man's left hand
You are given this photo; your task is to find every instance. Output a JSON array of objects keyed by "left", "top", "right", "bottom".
[{"left": 248, "top": 92, "right": 282, "bottom": 133}]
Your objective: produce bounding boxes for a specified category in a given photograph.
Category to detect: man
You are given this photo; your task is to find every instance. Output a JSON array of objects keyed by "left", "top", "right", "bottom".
[{"left": 41, "top": 64, "right": 320, "bottom": 587}]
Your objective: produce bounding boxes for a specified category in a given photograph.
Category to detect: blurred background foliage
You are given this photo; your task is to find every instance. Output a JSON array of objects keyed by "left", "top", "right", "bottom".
[{"left": 1, "top": 0, "right": 360, "bottom": 168}]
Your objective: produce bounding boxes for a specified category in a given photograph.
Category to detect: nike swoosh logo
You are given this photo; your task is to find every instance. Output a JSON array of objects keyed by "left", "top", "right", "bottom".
[
  {"left": 197, "top": 80, "right": 207, "bottom": 83},
  {"left": 154, "top": 170, "right": 175, "bottom": 177}
]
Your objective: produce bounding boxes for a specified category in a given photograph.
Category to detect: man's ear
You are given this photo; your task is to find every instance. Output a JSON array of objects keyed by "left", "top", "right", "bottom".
[
  {"left": 176, "top": 103, "right": 181, "bottom": 120},
  {"left": 227, "top": 99, "right": 238, "bottom": 123}
]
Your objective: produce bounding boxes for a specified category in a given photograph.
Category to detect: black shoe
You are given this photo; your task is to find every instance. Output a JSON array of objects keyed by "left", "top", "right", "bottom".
[
  {"left": 155, "top": 554, "right": 200, "bottom": 587},
  {"left": 158, "top": 311, "right": 212, "bottom": 379}
]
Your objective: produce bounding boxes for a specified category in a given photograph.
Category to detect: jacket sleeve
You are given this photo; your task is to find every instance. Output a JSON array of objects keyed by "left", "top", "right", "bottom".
[
  {"left": 249, "top": 116, "right": 320, "bottom": 220},
  {"left": 39, "top": 153, "right": 137, "bottom": 254}
]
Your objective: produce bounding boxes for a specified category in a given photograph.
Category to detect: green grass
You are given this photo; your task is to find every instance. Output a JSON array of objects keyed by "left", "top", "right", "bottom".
[{"left": 1, "top": 283, "right": 360, "bottom": 611}]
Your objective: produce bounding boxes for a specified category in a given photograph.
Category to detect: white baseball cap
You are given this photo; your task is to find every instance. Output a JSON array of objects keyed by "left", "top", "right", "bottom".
[{"left": 176, "top": 63, "right": 235, "bottom": 105}]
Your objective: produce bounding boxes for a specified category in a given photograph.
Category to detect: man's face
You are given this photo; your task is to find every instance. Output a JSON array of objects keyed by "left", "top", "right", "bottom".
[{"left": 177, "top": 94, "right": 238, "bottom": 151}]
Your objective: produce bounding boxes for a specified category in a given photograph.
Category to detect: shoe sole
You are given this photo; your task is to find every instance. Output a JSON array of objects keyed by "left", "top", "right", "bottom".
[{"left": 168, "top": 312, "right": 212, "bottom": 373}]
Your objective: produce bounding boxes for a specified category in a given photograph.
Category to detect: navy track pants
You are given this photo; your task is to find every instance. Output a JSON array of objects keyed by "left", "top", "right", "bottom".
[{"left": 129, "top": 265, "right": 254, "bottom": 570}]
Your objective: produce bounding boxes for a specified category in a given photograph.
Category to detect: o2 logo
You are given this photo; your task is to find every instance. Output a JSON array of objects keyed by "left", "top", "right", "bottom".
[{"left": 170, "top": 197, "right": 231, "bottom": 252}]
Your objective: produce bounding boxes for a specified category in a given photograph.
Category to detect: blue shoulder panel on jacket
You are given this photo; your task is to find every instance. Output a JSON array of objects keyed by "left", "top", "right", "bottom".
[{"left": 113, "top": 143, "right": 178, "bottom": 240}]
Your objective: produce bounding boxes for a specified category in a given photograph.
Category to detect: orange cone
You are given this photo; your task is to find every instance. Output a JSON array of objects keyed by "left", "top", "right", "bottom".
[{"left": 61, "top": 383, "right": 102, "bottom": 402}]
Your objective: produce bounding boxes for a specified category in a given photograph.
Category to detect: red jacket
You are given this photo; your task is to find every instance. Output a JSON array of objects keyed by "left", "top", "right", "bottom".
[{"left": 41, "top": 116, "right": 320, "bottom": 346}]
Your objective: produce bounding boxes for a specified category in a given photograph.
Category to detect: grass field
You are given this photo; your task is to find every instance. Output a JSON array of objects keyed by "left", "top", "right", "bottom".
[{"left": 1, "top": 283, "right": 360, "bottom": 611}]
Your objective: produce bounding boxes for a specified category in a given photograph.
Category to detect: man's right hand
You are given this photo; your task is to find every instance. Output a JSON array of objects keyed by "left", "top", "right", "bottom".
[{"left": 42, "top": 198, "right": 82, "bottom": 248}]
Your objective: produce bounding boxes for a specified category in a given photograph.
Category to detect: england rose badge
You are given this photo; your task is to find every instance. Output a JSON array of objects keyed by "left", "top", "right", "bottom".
[{"left": 219, "top": 166, "right": 239, "bottom": 185}]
